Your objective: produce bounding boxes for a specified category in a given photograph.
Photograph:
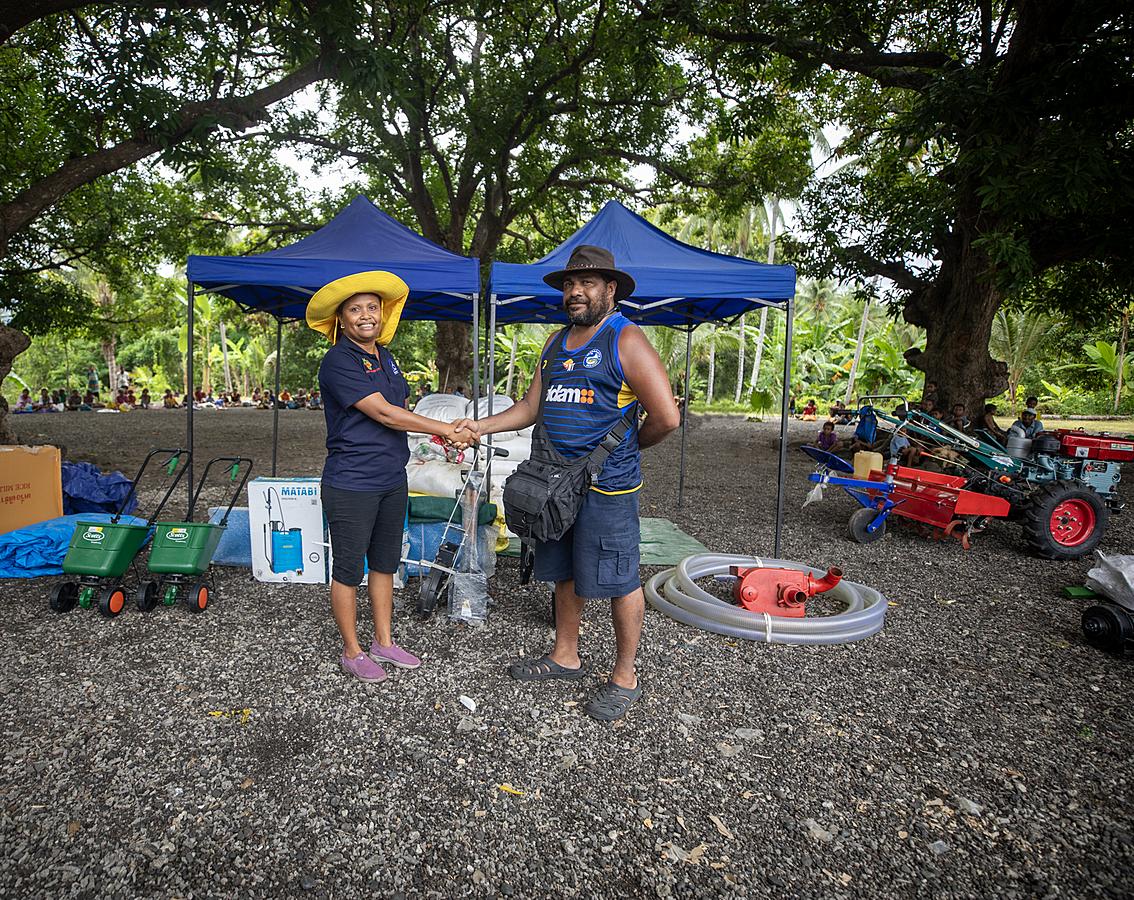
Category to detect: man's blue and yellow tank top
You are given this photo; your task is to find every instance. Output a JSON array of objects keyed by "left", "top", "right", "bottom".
[{"left": 537, "top": 311, "right": 640, "bottom": 493}]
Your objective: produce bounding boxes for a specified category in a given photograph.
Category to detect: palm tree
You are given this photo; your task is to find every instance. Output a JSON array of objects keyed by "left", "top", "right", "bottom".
[{"left": 990, "top": 308, "right": 1054, "bottom": 406}]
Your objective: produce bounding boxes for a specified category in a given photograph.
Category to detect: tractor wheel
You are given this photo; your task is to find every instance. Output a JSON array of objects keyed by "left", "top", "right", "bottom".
[
  {"left": 1022, "top": 481, "right": 1108, "bottom": 560},
  {"left": 98, "top": 584, "right": 127, "bottom": 618},
  {"left": 848, "top": 507, "right": 887, "bottom": 544},
  {"left": 50, "top": 582, "right": 79, "bottom": 613},
  {"left": 135, "top": 580, "right": 159, "bottom": 612},
  {"left": 184, "top": 582, "right": 210, "bottom": 614}
]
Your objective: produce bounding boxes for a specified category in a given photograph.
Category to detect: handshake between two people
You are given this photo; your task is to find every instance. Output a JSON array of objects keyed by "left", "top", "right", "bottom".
[{"left": 440, "top": 417, "right": 481, "bottom": 452}]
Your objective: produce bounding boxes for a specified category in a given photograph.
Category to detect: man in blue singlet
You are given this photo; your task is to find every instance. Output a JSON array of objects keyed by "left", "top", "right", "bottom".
[{"left": 456, "top": 245, "right": 680, "bottom": 721}]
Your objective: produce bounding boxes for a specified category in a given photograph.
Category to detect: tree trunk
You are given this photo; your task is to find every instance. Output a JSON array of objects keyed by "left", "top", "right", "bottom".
[
  {"left": 844, "top": 298, "right": 870, "bottom": 406},
  {"left": 0, "top": 323, "right": 32, "bottom": 443},
  {"left": 505, "top": 329, "right": 518, "bottom": 398},
  {"left": 734, "top": 313, "right": 746, "bottom": 403},
  {"left": 436, "top": 320, "right": 472, "bottom": 394},
  {"left": 1116, "top": 310, "right": 1129, "bottom": 414},
  {"left": 902, "top": 223, "right": 1008, "bottom": 420},
  {"left": 706, "top": 327, "right": 716, "bottom": 403},
  {"left": 748, "top": 306, "right": 768, "bottom": 399},
  {"left": 219, "top": 320, "right": 233, "bottom": 393}
]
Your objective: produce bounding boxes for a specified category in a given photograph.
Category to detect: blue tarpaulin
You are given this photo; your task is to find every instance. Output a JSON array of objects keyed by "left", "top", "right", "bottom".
[
  {"left": 61, "top": 462, "right": 137, "bottom": 516},
  {"left": 488, "top": 200, "right": 796, "bottom": 326},
  {"left": 0, "top": 513, "right": 148, "bottom": 578},
  {"left": 187, "top": 196, "right": 481, "bottom": 321}
]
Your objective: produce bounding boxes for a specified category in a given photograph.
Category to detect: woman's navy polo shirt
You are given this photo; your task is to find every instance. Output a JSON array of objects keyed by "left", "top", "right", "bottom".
[{"left": 318, "top": 338, "right": 410, "bottom": 491}]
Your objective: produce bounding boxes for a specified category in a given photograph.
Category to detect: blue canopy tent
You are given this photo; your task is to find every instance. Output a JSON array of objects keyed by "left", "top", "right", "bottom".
[
  {"left": 185, "top": 196, "right": 481, "bottom": 493},
  {"left": 487, "top": 200, "right": 798, "bottom": 555}
]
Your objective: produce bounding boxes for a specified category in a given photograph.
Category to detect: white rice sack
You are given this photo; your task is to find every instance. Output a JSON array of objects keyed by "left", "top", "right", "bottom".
[
  {"left": 405, "top": 459, "right": 466, "bottom": 499},
  {"left": 413, "top": 392, "right": 468, "bottom": 422},
  {"left": 467, "top": 394, "right": 519, "bottom": 441},
  {"left": 1086, "top": 552, "right": 1134, "bottom": 611}
]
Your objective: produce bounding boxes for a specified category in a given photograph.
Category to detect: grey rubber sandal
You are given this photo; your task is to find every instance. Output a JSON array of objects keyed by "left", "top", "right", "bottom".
[
  {"left": 584, "top": 681, "right": 643, "bottom": 721},
  {"left": 509, "top": 654, "right": 589, "bottom": 681}
]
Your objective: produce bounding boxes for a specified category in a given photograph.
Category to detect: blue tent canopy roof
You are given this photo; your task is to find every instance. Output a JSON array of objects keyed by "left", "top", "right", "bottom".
[
  {"left": 488, "top": 200, "right": 796, "bottom": 326},
  {"left": 187, "top": 196, "right": 480, "bottom": 322}
]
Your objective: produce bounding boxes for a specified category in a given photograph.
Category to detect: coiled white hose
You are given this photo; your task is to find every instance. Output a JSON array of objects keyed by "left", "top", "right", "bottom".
[{"left": 645, "top": 553, "right": 888, "bottom": 645}]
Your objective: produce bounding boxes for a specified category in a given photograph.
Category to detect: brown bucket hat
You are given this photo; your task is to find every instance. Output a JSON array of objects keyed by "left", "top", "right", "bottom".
[{"left": 542, "top": 244, "right": 636, "bottom": 301}]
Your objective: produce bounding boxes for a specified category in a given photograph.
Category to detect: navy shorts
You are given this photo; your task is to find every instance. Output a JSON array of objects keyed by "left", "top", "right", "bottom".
[
  {"left": 322, "top": 480, "right": 408, "bottom": 584},
  {"left": 533, "top": 489, "right": 641, "bottom": 599}
]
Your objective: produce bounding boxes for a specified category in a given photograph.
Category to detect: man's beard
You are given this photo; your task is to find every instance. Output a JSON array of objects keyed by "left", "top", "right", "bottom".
[{"left": 565, "top": 296, "right": 610, "bottom": 327}]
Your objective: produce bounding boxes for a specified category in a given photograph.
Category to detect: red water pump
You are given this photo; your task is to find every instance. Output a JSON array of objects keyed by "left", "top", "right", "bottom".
[{"left": 729, "top": 565, "right": 843, "bottom": 617}]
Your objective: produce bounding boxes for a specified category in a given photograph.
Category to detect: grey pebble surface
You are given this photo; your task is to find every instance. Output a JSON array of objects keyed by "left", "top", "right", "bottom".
[{"left": 3, "top": 408, "right": 1132, "bottom": 898}]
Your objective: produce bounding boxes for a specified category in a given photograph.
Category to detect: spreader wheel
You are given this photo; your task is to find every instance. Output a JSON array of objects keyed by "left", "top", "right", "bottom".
[
  {"left": 98, "top": 584, "right": 127, "bottom": 618},
  {"left": 135, "top": 580, "right": 158, "bottom": 612},
  {"left": 848, "top": 507, "right": 887, "bottom": 544},
  {"left": 184, "top": 581, "right": 210, "bottom": 613},
  {"left": 50, "top": 582, "right": 79, "bottom": 613},
  {"left": 1022, "top": 481, "right": 1108, "bottom": 561}
]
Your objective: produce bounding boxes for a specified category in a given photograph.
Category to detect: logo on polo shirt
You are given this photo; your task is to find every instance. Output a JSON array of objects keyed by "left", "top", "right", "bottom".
[
  {"left": 583, "top": 349, "right": 602, "bottom": 368},
  {"left": 545, "top": 384, "right": 595, "bottom": 404},
  {"left": 389, "top": 358, "right": 400, "bottom": 375},
  {"left": 362, "top": 358, "right": 375, "bottom": 372},
  {"left": 562, "top": 358, "right": 575, "bottom": 371}
]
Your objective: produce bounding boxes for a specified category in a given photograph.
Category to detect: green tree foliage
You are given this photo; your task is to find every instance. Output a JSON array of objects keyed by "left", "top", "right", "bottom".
[{"left": 658, "top": 0, "right": 1134, "bottom": 415}]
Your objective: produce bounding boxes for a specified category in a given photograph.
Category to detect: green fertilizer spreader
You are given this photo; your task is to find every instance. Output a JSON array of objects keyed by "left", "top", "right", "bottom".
[
  {"left": 136, "top": 456, "right": 252, "bottom": 614},
  {"left": 51, "top": 448, "right": 190, "bottom": 617}
]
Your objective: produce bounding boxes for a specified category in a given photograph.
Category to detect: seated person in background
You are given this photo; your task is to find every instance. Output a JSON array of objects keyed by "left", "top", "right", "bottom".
[
  {"left": 230, "top": 389, "right": 241, "bottom": 405},
  {"left": 194, "top": 388, "right": 206, "bottom": 404},
  {"left": 65, "top": 389, "right": 82, "bottom": 410},
  {"left": 828, "top": 402, "right": 854, "bottom": 425},
  {"left": 308, "top": 389, "right": 323, "bottom": 410},
  {"left": 126, "top": 389, "right": 137, "bottom": 406},
  {"left": 278, "top": 388, "right": 292, "bottom": 408},
  {"left": 251, "top": 387, "right": 262, "bottom": 404},
  {"left": 162, "top": 389, "right": 178, "bottom": 409},
  {"left": 800, "top": 398, "right": 818, "bottom": 421},
  {"left": 1024, "top": 395, "right": 1045, "bottom": 431},
  {"left": 886, "top": 405, "right": 921, "bottom": 467},
  {"left": 257, "top": 391, "right": 273, "bottom": 409},
  {"left": 293, "top": 388, "right": 307, "bottom": 410},
  {"left": 82, "top": 390, "right": 102, "bottom": 409},
  {"left": 139, "top": 389, "right": 151, "bottom": 409},
  {"left": 921, "top": 380, "right": 938, "bottom": 411},
  {"left": 35, "top": 388, "right": 53, "bottom": 410},
  {"left": 1008, "top": 408, "right": 1043, "bottom": 440},
  {"left": 15, "top": 389, "right": 33, "bottom": 411},
  {"left": 979, "top": 403, "right": 1006, "bottom": 442},
  {"left": 929, "top": 408, "right": 946, "bottom": 427},
  {"left": 947, "top": 403, "right": 970, "bottom": 432},
  {"left": 815, "top": 420, "right": 843, "bottom": 454}
]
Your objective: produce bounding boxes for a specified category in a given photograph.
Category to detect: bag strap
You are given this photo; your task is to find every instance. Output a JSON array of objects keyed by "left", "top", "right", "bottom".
[{"left": 534, "top": 325, "right": 635, "bottom": 475}]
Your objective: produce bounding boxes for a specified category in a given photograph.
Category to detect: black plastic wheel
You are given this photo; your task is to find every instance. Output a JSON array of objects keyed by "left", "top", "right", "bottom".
[
  {"left": 417, "top": 569, "right": 444, "bottom": 617},
  {"left": 50, "top": 582, "right": 79, "bottom": 613},
  {"left": 135, "top": 580, "right": 158, "bottom": 612},
  {"left": 184, "top": 581, "right": 209, "bottom": 613},
  {"left": 848, "top": 507, "right": 887, "bottom": 544},
  {"left": 1022, "top": 480, "right": 1108, "bottom": 561},
  {"left": 98, "top": 584, "right": 127, "bottom": 618},
  {"left": 1082, "top": 602, "right": 1133, "bottom": 655}
]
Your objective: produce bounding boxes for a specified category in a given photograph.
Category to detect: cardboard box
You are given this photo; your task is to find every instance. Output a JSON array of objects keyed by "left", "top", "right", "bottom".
[
  {"left": 0, "top": 445, "right": 63, "bottom": 534},
  {"left": 247, "top": 478, "right": 329, "bottom": 583}
]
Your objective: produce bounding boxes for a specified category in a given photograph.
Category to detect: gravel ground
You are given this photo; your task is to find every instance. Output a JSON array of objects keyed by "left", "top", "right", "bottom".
[{"left": 3, "top": 408, "right": 1133, "bottom": 899}]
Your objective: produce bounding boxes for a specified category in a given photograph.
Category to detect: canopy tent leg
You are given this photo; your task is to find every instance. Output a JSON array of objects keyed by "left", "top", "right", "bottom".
[
  {"left": 471, "top": 292, "right": 480, "bottom": 405},
  {"left": 773, "top": 300, "right": 794, "bottom": 557},
  {"left": 272, "top": 316, "right": 282, "bottom": 476},
  {"left": 485, "top": 294, "right": 496, "bottom": 498},
  {"left": 677, "top": 325, "right": 693, "bottom": 508},
  {"left": 186, "top": 280, "right": 195, "bottom": 510}
]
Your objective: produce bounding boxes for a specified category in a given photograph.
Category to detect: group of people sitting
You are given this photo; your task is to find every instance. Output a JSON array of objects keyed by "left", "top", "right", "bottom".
[
  {"left": 811, "top": 380, "right": 1048, "bottom": 470},
  {"left": 181, "top": 386, "right": 324, "bottom": 410}
]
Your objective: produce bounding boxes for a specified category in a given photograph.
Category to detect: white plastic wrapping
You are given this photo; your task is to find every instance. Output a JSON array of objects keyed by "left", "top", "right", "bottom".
[{"left": 1085, "top": 552, "right": 1134, "bottom": 611}]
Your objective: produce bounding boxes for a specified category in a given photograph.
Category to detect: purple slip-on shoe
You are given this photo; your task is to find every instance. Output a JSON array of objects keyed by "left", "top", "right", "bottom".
[
  {"left": 341, "top": 652, "right": 387, "bottom": 683},
  {"left": 368, "top": 640, "right": 421, "bottom": 670}
]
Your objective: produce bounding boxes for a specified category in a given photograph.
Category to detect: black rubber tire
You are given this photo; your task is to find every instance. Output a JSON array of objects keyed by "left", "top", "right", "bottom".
[
  {"left": 50, "top": 582, "right": 79, "bottom": 613},
  {"left": 848, "top": 507, "right": 887, "bottom": 544},
  {"left": 1081, "top": 602, "right": 1133, "bottom": 655},
  {"left": 184, "top": 582, "right": 209, "bottom": 614},
  {"left": 417, "top": 570, "right": 444, "bottom": 617},
  {"left": 1022, "top": 480, "right": 1108, "bottom": 561},
  {"left": 135, "top": 580, "right": 158, "bottom": 612},
  {"left": 98, "top": 584, "right": 127, "bottom": 618}
]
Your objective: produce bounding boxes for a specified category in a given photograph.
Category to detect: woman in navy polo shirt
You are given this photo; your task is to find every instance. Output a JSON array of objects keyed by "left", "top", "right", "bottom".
[{"left": 307, "top": 271, "right": 474, "bottom": 683}]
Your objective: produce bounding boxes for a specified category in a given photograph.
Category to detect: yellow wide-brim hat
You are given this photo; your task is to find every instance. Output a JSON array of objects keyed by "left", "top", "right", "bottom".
[{"left": 305, "top": 270, "right": 409, "bottom": 345}]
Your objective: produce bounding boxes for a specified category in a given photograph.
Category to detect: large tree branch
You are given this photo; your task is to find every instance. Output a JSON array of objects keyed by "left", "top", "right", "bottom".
[
  {"left": 0, "top": 56, "right": 332, "bottom": 254},
  {"left": 842, "top": 245, "right": 930, "bottom": 292},
  {"left": 1, "top": 0, "right": 210, "bottom": 44}
]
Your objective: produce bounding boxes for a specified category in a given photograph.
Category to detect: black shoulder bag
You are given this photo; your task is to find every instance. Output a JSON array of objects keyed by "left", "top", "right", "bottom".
[{"left": 502, "top": 332, "right": 633, "bottom": 543}]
